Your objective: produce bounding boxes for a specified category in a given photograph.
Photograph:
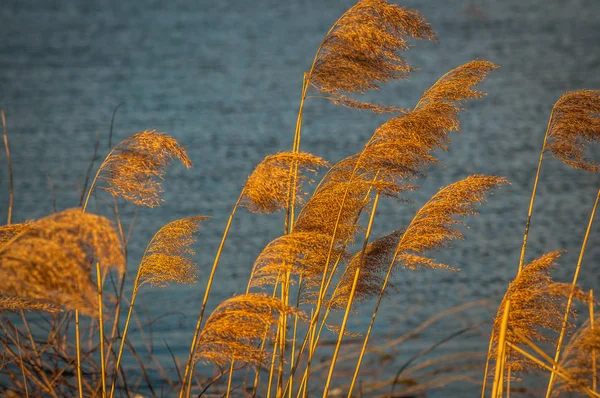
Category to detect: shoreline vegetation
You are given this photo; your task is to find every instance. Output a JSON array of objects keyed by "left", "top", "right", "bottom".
[{"left": 1, "top": 0, "right": 600, "bottom": 396}]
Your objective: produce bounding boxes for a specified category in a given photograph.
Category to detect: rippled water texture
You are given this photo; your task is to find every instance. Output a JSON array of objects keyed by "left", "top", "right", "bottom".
[{"left": 1, "top": 0, "right": 600, "bottom": 396}]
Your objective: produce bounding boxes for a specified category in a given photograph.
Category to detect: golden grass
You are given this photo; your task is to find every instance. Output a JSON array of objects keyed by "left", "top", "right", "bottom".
[{"left": 1, "top": 1, "right": 600, "bottom": 397}]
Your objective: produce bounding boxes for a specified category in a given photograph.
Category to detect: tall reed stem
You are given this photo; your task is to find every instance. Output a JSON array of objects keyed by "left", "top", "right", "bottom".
[
  {"left": 180, "top": 192, "right": 244, "bottom": 398},
  {"left": 591, "top": 290, "right": 597, "bottom": 392},
  {"left": 492, "top": 300, "right": 510, "bottom": 398},
  {"left": 1, "top": 109, "right": 13, "bottom": 225},
  {"left": 96, "top": 263, "right": 106, "bottom": 397},
  {"left": 545, "top": 188, "right": 600, "bottom": 397},
  {"left": 517, "top": 110, "right": 553, "bottom": 273},
  {"left": 323, "top": 193, "right": 380, "bottom": 397},
  {"left": 226, "top": 360, "right": 235, "bottom": 398},
  {"left": 75, "top": 309, "right": 84, "bottom": 398}
]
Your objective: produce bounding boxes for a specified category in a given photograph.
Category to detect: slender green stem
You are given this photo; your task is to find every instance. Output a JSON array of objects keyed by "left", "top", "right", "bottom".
[
  {"left": 180, "top": 192, "right": 244, "bottom": 398},
  {"left": 545, "top": 188, "right": 600, "bottom": 397}
]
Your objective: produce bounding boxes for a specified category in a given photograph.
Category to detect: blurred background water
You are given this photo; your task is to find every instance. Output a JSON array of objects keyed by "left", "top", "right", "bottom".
[{"left": 1, "top": 0, "right": 600, "bottom": 396}]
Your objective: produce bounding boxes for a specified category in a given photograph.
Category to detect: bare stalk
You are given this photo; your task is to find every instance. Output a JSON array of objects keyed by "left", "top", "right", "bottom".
[
  {"left": 1, "top": 109, "right": 13, "bottom": 225},
  {"left": 180, "top": 191, "right": 244, "bottom": 398},
  {"left": 96, "top": 263, "right": 106, "bottom": 397},
  {"left": 546, "top": 188, "right": 600, "bottom": 397},
  {"left": 75, "top": 309, "right": 83, "bottom": 398},
  {"left": 592, "top": 290, "right": 597, "bottom": 392},
  {"left": 517, "top": 109, "right": 554, "bottom": 273},
  {"left": 323, "top": 193, "right": 380, "bottom": 397},
  {"left": 492, "top": 300, "right": 511, "bottom": 398}
]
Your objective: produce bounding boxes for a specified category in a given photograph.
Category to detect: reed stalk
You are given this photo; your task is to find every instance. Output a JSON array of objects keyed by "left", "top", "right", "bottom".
[
  {"left": 323, "top": 192, "right": 380, "bottom": 397},
  {"left": 75, "top": 309, "right": 83, "bottom": 398},
  {"left": 545, "top": 188, "right": 600, "bottom": 397},
  {"left": 180, "top": 192, "right": 243, "bottom": 398},
  {"left": 517, "top": 111, "right": 553, "bottom": 273},
  {"left": 1, "top": 109, "right": 13, "bottom": 225},
  {"left": 491, "top": 300, "right": 510, "bottom": 398},
  {"left": 96, "top": 262, "right": 106, "bottom": 397},
  {"left": 592, "top": 290, "right": 597, "bottom": 392}
]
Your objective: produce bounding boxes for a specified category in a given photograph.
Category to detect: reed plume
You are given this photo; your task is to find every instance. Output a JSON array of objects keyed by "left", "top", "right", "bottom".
[
  {"left": 345, "top": 175, "right": 506, "bottom": 396},
  {"left": 194, "top": 293, "right": 297, "bottom": 367},
  {"left": 0, "top": 296, "right": 61, "bottom": 313},
  {"left": 490, "top": 251, "right": 582, "bottom": 373},
  {"left": 545, "top": 90, "right": 600, "bottom": 172},
  {"left": 554, "top": 316, "right": 600, "bottom": 395},
  {"left": 241, "top": 152, "right": 328, "bottom": 214},
  {"left": 331, "top": 176, "right": 505, "bottom": 307},
  {"left": 328, "top": 230, "right": 401, "bottom": 310},
  {"left": 87, "top": 130, "right": 192, "bottom": 209},
  {"left": 0, "top": 208, "right": 124, "bottom": 316},
  {"left": 311, "top": 0, "right": 435, "bottom": 110},
  {"left": 249, "top": 232, "right": 336, "bottom": 289},
  {"left": 0, "top": 223, "right": 30, "bottom": 245},
  {"left": 138, "top": 216, "right": 208, "bottom": 287}
]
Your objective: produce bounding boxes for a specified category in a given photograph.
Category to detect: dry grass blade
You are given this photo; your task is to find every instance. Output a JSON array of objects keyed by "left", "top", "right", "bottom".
[
  {"left": 545, "top": 90, "right": 600, "bottom": 171},
  {"left": 491, "top": 251, "right": 584, "bottom": 373},
  {"left": 241, "top": 152, "right": 328, "bottom": 214},
  {"left": 0, "top": 296, "right": 62, "bottom": 313},
  {"left": 312, "top": 0, "right": 435, "bottom": 97},
  {"left": 194, "top": 293, "right": 297, "bottom": 367},
  {"left": 138, "top": 216, "right": 208, "bottom": 287},
  {"left": 0, "top": 208, "right": 125, "bottom": 316},
  {"left": 554, "top": 316, "right": 600, "bottom": 394},
  {"left": 96, "top": 130, "right": 192, "bottom": 207}
]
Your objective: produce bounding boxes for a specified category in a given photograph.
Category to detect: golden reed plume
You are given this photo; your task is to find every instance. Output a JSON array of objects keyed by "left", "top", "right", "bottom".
[
  {"left": 138, "top": 216, "right": 208, "bottom": 287},
  {"left": 194, "top": 293, "right": 297, "bottom": 367},
  {"left": 544, "top": 90, "right": 600, "bottom": 172},
  {"left": 0, "top": 295, "right": 61, "bottom": 313},
  {"left": 241, "top": 152, "right": 328, "bottom": 214},
  {"left": 311, "top": 0, "right": 435, "bottom": 111},
  {"left": 554, "top": 316, "right": 600, "bottom": 394},
  {"left": 0, "top": 208, "right": 125, "bottom": 316},
  {"left": 491, "top": 251, "right": 584, "bottom": 373},
  {"left": 94, "top": 130, "right": 192, "bottom": 207},
  {"left": 331, "top": 175, "right": 507, "bottom": 309}
]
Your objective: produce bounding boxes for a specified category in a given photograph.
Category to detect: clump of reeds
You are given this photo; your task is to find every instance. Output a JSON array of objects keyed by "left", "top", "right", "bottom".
[{"left": 2, "top": 1, "right": 600, "bottom": 397}]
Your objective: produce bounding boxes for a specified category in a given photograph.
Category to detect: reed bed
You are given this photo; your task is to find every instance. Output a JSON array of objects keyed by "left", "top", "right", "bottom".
[{"left": 1, "top": 0, "right": 600, "bottom": 397}]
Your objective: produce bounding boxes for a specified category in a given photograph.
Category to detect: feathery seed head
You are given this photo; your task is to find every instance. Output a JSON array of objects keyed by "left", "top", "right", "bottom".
[
  {"left": 0, "top": 209, "right": 125, "bottom": 316},
  {"left": 491, "top": 251, "right": 582, "bottom": 373},
  {"left": 138, "top": 216, "right": 208, "bottom": 288},
  {"left": 99, "top": 130, "right": 192, "bottom": 207},
  {"left": 241, "top": 152, "right": 328, "bottom": 214},
  {"left": 546, "top": 90, "right": 600, "bottom": 172},
  {"left": 194, "top": 293, "right": 298, "bottom": 366},
  {"left": 555, "top": 316, "right": 600, "bottom": 394}
]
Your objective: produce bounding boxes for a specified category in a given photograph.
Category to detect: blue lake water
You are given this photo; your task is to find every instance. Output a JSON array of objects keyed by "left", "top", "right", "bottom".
[{"left": 1, "top": 0, "right": 600, "bottom": 396}]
